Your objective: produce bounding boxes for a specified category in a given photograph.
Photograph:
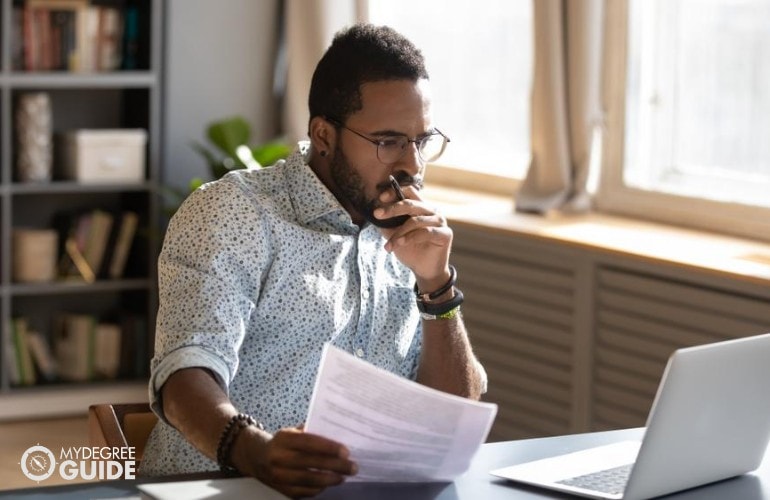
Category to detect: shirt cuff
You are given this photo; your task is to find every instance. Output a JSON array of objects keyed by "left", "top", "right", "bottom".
[{"left": 148, "top": 345, "right": 232, "bottom": 425}]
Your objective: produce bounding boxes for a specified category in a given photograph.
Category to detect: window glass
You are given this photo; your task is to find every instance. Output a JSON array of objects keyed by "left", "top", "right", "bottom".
[
  {"left": 624, "top": 0, "right": 770, "bottom": 207},
  {"left": 367, "top": 0, "right": 533, "bottom": 179}
]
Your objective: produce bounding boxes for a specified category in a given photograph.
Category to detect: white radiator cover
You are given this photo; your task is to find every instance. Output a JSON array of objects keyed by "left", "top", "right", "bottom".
[{"left": 451, "top": 224, "right": 770, "bottom": 442}]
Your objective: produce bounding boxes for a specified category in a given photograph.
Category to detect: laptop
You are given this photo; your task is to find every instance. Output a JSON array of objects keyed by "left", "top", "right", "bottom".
[{"left": 490, "top": 333, "right": 770, "bottom": 500}]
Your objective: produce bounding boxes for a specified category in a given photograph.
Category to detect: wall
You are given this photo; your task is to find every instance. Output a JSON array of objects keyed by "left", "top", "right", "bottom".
[{"left": 163, "top": 0, "right": 280, "bottom": 192}]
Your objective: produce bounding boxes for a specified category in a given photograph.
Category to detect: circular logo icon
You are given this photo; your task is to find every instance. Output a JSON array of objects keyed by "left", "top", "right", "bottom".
[{"left": 20, "top": 445, "right": 56, "bottom": 482}]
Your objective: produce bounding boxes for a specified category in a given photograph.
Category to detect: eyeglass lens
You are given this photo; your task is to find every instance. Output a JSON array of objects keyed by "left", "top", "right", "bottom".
[{"left": 378, "top": 134, "right": 447, "bottom": 164}]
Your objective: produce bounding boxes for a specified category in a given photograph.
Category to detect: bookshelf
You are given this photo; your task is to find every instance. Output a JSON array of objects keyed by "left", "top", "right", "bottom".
[{"left": 0, "top": 0, "right": 163, "bottom": 418}]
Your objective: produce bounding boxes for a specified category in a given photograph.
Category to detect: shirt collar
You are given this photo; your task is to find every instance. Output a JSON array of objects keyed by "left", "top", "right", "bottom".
[{"left": 284, "top": 141, "right": 357, "bottom": 230}]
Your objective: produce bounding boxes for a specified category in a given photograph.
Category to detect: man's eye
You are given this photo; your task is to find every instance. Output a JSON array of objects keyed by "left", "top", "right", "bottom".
[{"left": 378, "top": 138, "right": 404, "bottom": 148}]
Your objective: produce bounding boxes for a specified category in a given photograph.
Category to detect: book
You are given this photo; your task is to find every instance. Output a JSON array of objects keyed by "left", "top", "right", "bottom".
[
  {"left": 57, "top": 210, "right": 93, "bottom": 281},
  {"left": 57, "top": 209, "right": 114, "bottom": 282},
  {"left": 26, "top": 330, "right": 57, "bottom": 382},
  {"left": 108, "top": 211, "right": 139, "bottom": 279},
  {"left": 35, "top": 8, "right": 52, "bottom": 71},
  {"left": 11, "top": 7, "right": 24, "bottom": 70},
  {"left": 82, "top": 209, "right": 114, "bottom": 276},
  {"left": 64, "top": 236, "right": 95, "bottom": 282},
  {"left": 12, "top": 318, "right": 37, "bottom": 386},
  {"left": 27, "top": 0, "right": 89, "bottom": 71},
  {"left": 4, "top": 323, "right": 21, "bottom": 386},
  {"left": 50, "top": 9, "right": 76, "bottom": 71},
  {"left": 22, "top": 6, "right": 38, "bottom": 70},
  {"left": 54, "top": 313, "right": 95, "bottom": 382},
  {"left": 121, "top": 4, "right": 139, "bottom": 70},
  {"left": 97, "top": 6, "right": 123, "bottom": 71},
  {"left": 93, "top": 322, "right": 121, "bottom": 379}
]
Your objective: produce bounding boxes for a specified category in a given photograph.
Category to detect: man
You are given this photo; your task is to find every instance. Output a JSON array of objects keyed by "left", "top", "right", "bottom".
[{"left": 140, "top": 23, "right": 486, "bottom": 498}]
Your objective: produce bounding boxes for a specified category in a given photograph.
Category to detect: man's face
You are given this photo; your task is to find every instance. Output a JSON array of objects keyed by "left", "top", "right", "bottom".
[{"left": 328, "top": 79, "right": 433, "bottom": 227}]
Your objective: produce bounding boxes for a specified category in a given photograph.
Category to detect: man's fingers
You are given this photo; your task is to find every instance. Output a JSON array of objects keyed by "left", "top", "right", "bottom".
[
  {"left": 374, "top": 199, "right": 435, "bottom": 221},
  {"left": 273, "top": 429, "right": 350, "bottom": 458},
  {"left": 385, "top": 218, "right": 452, "bottom": 251},
  {"left": 267, "top": 446, "right": 357, "bottom": 476},
  {"left": 263, "top": 429, "right": 357, "bottom": 481}
]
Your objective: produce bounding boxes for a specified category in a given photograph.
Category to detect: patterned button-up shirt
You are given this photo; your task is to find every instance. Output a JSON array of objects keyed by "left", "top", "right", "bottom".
[{"left": 140, "top": 142, "right": 422, "bottom": 475}]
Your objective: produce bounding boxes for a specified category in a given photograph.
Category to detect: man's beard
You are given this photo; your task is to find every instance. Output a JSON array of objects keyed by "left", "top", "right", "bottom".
[{"left": 329, "top": 148, "right": 409, "bottom": 228}]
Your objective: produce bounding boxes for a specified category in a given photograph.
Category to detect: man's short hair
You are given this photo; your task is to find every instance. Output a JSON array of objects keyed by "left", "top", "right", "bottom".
[{"left": 308, "top": 23, "right": 429, "bottom": 125}]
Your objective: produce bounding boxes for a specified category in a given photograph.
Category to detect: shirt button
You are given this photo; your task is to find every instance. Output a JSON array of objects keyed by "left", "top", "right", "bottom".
[
  {"left": 355, "top": 348, "right": 364, "bottom": 358},
  {"left": 361, "top": 289, "right": 370, "bottom": 300}
]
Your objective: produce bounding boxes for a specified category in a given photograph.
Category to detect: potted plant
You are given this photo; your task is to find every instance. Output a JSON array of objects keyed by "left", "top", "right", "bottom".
[{"left": 165, "top": 116, "right": 292, "bottom": 216}]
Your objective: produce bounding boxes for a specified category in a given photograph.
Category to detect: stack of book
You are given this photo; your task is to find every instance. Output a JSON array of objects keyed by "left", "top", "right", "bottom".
[
  {"left": 57, "top": 209, "right": 139, "bottom": 282},
  {"left": 3, "top": 313, "right": 148, "bottom": 386},
  {"left": 11, "top": 0, "right": 139, "bottom": 72}
]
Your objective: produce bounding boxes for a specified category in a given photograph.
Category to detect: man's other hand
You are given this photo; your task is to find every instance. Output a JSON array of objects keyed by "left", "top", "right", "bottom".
[{"left": 231, "top": 425, "right": 357, "bottom": 498}]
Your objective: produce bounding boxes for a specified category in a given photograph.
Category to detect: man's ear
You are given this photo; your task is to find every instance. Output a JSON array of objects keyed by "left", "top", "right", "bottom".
[{"left": 309, "top": 116, "right": 336, "bottom": 157}]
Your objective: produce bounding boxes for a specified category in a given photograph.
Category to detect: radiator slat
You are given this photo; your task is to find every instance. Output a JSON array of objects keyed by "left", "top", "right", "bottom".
[
  {"left": 465, "top": 289, "right": 573, "bottom": 329},
  {"left": 600, "top": 292, "right": 766, "bottom": 338},
  {"left": 600, "top": 268, "right": 770, "bottom": 322},
  {"left": 454, "top": 253, "right": 574, "bottom": 294},
  {"left": 474, "top": 343, "right": 571, "bottom": 387},
  {"left": 597, "top": 326, "right": 679, "bottom": 361},
  {"left": 486, "top": 386, "right": 569, "bottom": 422},
  {"left": 592, "top": 404, "right": 648, "bottom": 430},
  {"left": 594, "top": 365, "right": 660, "bottom": 396},
  {"left": 453, "top": 227, "right": 576, "bottom": 440},
  {"left": 592, "top": 266, "right": 770, "bottom": 430},
  {"left": 598, "top": 310, "right": 724, "bottom": 349},
  {"left": 466, "top": 310, "right": 573, "bottom": 349}
]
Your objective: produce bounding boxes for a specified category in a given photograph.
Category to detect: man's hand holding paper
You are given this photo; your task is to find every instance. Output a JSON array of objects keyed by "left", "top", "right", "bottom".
[{"left": 305, "top": 344, "right": 497, "bottom": 482}]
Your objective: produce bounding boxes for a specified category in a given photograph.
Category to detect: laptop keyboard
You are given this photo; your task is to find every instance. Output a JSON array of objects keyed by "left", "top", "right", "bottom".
[{"left": 556, "top": 463, "right": 633, "bottom": 495}]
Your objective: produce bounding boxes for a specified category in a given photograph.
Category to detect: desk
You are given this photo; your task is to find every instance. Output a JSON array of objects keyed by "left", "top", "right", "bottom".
[{"left": 2, "top": 428, "right": 768, "bottom": 499}]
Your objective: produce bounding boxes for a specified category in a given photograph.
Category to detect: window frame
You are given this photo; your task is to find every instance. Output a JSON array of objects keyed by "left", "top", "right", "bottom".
[{"left": 595, "top": 0, "right": 770, "bottom": 243}]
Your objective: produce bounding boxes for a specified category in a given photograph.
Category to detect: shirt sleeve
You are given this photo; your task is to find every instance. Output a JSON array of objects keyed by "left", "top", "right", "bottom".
[
  {"left": 148, "top": 346, "right": 232, "bottom": 424},
  {"left": 148, "top": 178, "right": 268, "bottom": 423}
]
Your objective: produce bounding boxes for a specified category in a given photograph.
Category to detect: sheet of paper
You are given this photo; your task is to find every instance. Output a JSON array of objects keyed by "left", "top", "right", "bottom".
[
  {"left": 305, "top": 344, "right": 497, "bottom": 482},
  {"left": 137, "top": 477, "right": 289, "bottom": 499}
]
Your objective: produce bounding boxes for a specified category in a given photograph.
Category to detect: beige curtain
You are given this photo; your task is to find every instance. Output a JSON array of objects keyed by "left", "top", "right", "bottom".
[
  {"left": 516, "top": 0, "right": 605, "bottom": 214},
  {"left": 282, "top": 0, "right": 363, "bottom": 143}
]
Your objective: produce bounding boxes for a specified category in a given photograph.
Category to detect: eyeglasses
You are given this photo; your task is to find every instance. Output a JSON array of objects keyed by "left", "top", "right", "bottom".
[{"left": 326, "top": 117, "right": 450, "bottom": 165}]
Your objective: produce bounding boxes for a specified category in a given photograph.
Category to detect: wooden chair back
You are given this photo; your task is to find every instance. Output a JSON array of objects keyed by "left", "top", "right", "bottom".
[{"left": 88, "top": 402, "right": 157, "bottom": 472}]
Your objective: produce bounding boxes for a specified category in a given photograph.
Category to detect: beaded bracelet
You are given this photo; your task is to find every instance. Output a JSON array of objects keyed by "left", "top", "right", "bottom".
[
  {"left": 414, "top": 265, "right": 457, "bottom": 302},
  {"left": 216, "top": 413, "right": 264, "bottom": 474}
]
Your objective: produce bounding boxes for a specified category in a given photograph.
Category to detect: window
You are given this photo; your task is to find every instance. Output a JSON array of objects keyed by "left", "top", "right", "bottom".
[
  {"left": 366, "top": 0, "right": 533, "bottom": 183},
  {"left": 599, "top": 0, "right": 770, "bottom": 239}
]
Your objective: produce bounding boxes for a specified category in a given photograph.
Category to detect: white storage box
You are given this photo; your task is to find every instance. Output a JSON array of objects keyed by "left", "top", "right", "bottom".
[{"left": 60, "top": 129, "right": 147, "bottom": 183}]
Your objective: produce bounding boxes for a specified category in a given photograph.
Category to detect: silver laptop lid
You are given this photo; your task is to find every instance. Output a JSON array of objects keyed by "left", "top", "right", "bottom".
[{"left": 624, "top": 333, "right": 770, "bottom": 499}]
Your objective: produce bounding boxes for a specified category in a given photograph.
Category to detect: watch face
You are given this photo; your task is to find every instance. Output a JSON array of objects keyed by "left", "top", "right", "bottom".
[{"left": 20, "top": 445, "right": 56, "bottom": 482}]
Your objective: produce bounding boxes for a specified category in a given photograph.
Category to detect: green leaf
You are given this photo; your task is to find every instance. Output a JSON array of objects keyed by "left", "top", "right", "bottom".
[
  {"left": 207, "top": 116, "right": 251, "bottom": 158},
  {"left": 188, "top": 177, "right": 205, "bottom": 192},
  {"left": 252, "top": 142, "right": 293, "bottom": 167}
]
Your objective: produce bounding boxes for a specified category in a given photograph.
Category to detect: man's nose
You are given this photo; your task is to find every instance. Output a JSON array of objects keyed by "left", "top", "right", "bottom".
[{"left": 398, "top": 141, "right": 423, "bottom": 177}]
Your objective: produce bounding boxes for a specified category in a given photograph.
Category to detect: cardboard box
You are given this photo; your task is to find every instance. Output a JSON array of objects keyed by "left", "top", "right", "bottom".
[{"left": 61, "top": 129, "right": 147, "bottom": 183}]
